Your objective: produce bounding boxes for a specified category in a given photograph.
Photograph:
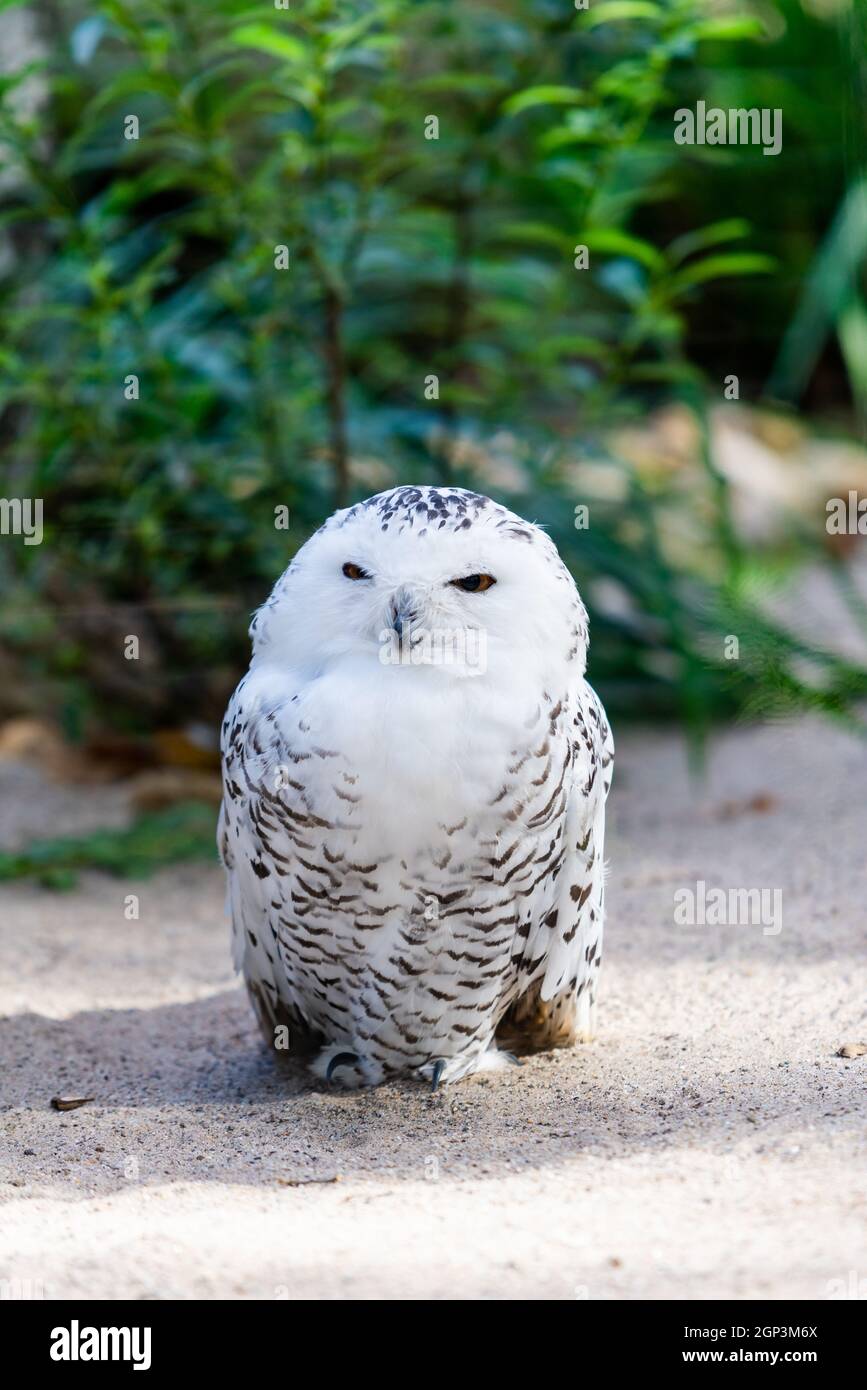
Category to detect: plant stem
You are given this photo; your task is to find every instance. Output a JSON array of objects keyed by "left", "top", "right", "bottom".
[{"left": 323, "top": 286, "right": 350, "bottom": 507}]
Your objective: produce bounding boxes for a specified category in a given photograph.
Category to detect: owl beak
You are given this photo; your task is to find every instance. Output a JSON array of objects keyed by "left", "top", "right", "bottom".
[{"left": 390, "top": 589, "right": 416, "bottom": 641}]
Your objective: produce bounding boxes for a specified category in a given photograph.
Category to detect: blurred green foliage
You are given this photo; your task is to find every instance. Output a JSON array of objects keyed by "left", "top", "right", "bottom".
[
  {"left": 0, "top": 0, "right": 866, "bottom": 745},
  {"left": 0, "top": 799, "right": 217, "bottom": 887}
]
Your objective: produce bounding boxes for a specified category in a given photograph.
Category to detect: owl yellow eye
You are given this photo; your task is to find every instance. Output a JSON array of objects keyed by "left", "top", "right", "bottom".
[
  {"left": 342, "top": 562, "right": 370, "bottom": 581},
  {"left": 451, "top": 573, "right": 496, "bottom": 593}
]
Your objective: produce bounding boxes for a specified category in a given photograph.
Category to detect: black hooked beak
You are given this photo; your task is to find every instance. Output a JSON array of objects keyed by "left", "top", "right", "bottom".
[{"left": 390, "top": 591, "right": 416, "bottom": 640}]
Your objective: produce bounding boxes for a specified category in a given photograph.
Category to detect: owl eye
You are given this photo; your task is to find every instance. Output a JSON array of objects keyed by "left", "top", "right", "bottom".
[
  {"left": 451, "top": 573, "right": 496, "bottom": 593},
  {"left": 342, "top": 562, "right": 370, "bottom": 581}
]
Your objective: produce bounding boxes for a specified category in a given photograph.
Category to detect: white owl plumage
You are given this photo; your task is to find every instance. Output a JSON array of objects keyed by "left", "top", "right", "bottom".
[{"left": 218, "top": 486, "right": 613, "bottom": 1087}]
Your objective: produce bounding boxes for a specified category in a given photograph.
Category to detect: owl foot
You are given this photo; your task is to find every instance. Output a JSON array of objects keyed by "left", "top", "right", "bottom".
[
  {"left": 425, "top": 1051, "right": 520, "bottom": 1088},
  {"left": 326, "top": 1051, "right": 359, "bottom": 1082},
  {"left": 310, "top": 1043, "right": 384, "bottom": 1088},
  {"left": 417, "top": 1047, "right": 511, "bottom": 1087}
]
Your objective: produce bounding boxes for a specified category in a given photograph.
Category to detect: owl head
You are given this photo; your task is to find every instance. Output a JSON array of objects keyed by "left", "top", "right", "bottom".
[{"left": 251, "top": 486, "right": 588, "bottom": 682}]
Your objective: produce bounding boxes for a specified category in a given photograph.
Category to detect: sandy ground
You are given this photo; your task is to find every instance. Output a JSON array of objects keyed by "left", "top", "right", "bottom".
[{"left": 0, "top": 716, "right": 865, "bottom": 1301}]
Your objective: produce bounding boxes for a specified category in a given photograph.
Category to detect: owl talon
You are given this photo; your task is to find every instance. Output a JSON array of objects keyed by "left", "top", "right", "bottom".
[
  {"left": 326, "top": 1051, "right": 359, "bottom": 1082},
  {"left": 430, "top": 1059, "right": 446, "bottom": 1092}
]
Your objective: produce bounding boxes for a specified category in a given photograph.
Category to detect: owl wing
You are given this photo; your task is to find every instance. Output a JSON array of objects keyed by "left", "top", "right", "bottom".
[
  {"left": 217, "top": 680, "right": 320, "bottom": 1055},
  {"left": 497, "top": 680, "right": 613, "bottom": 1053}
]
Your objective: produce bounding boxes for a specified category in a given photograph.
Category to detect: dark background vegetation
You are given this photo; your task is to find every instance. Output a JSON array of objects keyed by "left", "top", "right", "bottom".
[{"left": 1, "top": 0, "right": 866, "bottom": 757}]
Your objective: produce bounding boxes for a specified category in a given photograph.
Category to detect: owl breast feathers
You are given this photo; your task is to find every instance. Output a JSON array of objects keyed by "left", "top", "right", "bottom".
[{"left": 218, "top": 486, "right": 613, "bottom": 1088}]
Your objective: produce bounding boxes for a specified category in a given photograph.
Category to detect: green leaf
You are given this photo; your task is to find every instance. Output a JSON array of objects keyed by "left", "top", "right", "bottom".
[
  {"left": 583, "top": 228, "right": 666, "bottom": 272},
  {"left": 323, "top": 9, "right": 385, "bottom": 52},
  {"left": 770, "top": 181, "right": 867, "bottom": 401},
  {"left": 684, "top": 16, "right": 765, "bottom": 42},
  {"left": 580, "top": 2, "right": 662, "bottom": 29},
  {"left": 502, "top": 85, "right": 584, "bottom": 117},
  {"left": 492, "top": 221, "right": 571, "bottom": 252},
  {"left": 229, "top": 24, "right": 308, "bottom": 66},
  {"left": 667, "top": 220, "right": 751, "bottom": 266},
  {"left": 668, "top": 252, "right": 776, "bottom": 292},
  {"left": 838, "top": 300, "right": 867, "bottom": 403}
]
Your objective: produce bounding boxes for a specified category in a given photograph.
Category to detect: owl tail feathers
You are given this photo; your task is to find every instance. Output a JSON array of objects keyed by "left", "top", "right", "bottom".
[
  {"left": 246, "top": 980, "right": 321, "bottom": 1057},
  {"left": 573, "top": 983, "right": 597, "bottom": 1044},
  {"left": 496, "top": 979, "right": 596, "bottom": 1054}
]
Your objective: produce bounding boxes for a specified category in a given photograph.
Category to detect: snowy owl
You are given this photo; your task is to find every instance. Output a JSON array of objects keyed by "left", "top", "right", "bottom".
[{"left": 218, "top": 486, "right": 613, "bottom": 1088}]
